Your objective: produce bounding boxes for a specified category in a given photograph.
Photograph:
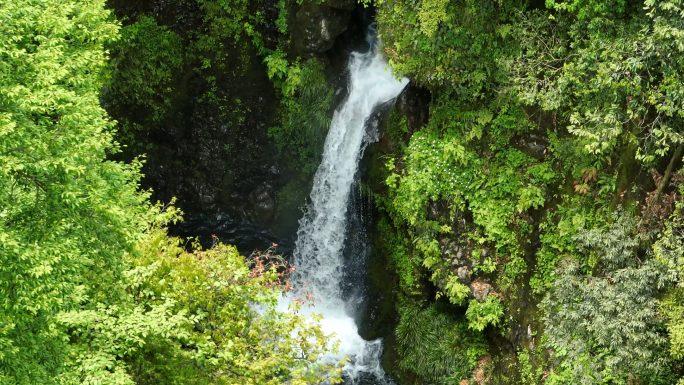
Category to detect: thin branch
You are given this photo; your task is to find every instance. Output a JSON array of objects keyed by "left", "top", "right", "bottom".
[{"left": 639, "top": 143, "right": 683, "bottom": 228}]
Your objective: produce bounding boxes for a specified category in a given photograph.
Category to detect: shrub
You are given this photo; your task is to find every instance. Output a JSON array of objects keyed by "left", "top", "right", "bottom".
[
  {"left": 396, "top": 300, "right": 488, "bottom": 384},
  {"left": 542, "top": 213, "right": 670, "bottom": 384}
]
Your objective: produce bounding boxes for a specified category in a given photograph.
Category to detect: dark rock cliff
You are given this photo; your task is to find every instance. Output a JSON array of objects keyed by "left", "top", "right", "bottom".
[{"left": 106, "top": 0, "right": 362, "bottom": 254}]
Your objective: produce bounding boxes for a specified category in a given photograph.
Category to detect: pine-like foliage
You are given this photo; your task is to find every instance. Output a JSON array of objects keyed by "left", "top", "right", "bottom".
[
  {"left": 654, "top": 189, "right": 684, "bottom": 384},
  {"left": 542, "top": 213, "right": 670, "bottom": 384}
]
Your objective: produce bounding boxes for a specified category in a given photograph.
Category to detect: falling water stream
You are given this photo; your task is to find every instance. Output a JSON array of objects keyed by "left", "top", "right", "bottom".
[{"left": 282, "top": 27, "right": 408, "bottom": 383}]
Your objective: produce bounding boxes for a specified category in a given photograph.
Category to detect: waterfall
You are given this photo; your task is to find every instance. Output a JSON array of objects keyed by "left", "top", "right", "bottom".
[{"left": 285, "top": 28, "right": 408, "bottom": 383}]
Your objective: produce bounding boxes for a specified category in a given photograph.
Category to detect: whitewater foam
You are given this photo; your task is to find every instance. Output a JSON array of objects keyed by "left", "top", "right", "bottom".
[{"left": 282, "top": 29, "right": 408, "bottom": 383}]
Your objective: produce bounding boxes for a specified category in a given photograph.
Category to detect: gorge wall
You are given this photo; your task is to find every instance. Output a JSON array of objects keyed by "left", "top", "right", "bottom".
[
  {"left": 104, "top": 0, "right": 684, "bottom": 384},
  {"left": 105, "top": 0, "right": 368, "bottom": 254}
]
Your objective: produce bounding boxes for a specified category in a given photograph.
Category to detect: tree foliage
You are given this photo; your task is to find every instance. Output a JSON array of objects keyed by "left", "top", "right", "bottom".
[
  {"left": 0, "top": 1, "right": 149, "bottom": 381},
  {"left": 369, "top": 0, "right": 684, "bottom": 382},
  {"left": 655, "top": 188, "right": 684, "bottom": 384},
  {"left": 105, "top": 16, "right": 184, "bottom": 124},
  {"left": 511, "top": 0, "right": 684, "bottom": 163},
  {"left": 542, "top": 213, "right": 670, "bottom": 384},
  {"left": 268, "top": 58, "right": 333, "bottom": 177},
  {"left": 0, "top": 0, "right": 339, "bottom": 383},
  {"left": 53, "top": 215, "right": 342, "bottom": 385},
  {"left": 116, "top": 224, "right": 341, "bottom": 385}
]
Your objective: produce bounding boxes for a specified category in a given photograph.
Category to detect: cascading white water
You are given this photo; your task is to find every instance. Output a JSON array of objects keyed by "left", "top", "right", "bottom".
[{"left": 285, "top": 29, "right": 408, "bottom": 382}]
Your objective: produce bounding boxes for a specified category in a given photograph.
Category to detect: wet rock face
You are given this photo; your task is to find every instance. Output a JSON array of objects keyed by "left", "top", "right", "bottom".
[
  {"left": 139, "top": 59, "right": 287, "bottom": 251},
  {"left": 513, "top": 131, "right": 549, "bottom": 160},
  {"left": 106, "top": 0, "right": 374, "bottom": 254},
  {"left": 470, "top": 279, "right": 493, "bottom": 302},
  {"left": 457, "top": 265, "right": 472, "bottom": 285},
  {"left": 376, "top": 82, "right": 431, "bottom": 154},
  {"left": 248, "top": 183, "right": 277, "bottom": 223},
  {"left": 293, "top": 0, "right": 356, "bottom": 57},
  {"left": 107, "top": 0, "right": 203, "bottom": 29},
  {"left": 325, "top": 0, "right": 356, "bottom": 10},
  {"left": 395, "top": 83, "right": 431, "bottom": 132},
  {"left": 105, "top": 0, "right": 291, "bottom": 254},
  {"left": 440, "top": 238, "right": 475, "bottom": 285}
]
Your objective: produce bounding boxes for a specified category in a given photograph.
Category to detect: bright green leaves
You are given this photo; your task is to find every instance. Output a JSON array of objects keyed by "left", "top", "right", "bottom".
[
  {"left": 51, "top": 219, "right": 342, "bottom": 385},
  {"left": 516, "top": 347, "right": 547, "bottom": 385},
  {"left": 545, "top": 0, "right": 627, "bottom": 20},
  {"left": 57, "top": 300, "right": 190, "bottom": 385},
  {"left": 568, "top": 107, "right": 624, "bottom": 155},
  {"left": 418, "top": 238, "right": 444, "bottom": 271},
  {"left": 466, "top": 296, "right": 504, "bottom": 331},
  {"left": 417, "top": 0, "right": 450, "bottom": 38},
  {"left": 0, "top": 1, "right": 341, "bottom": 383},
  {"left": 654, "top": 191, "right": 684, "bottom": 385},
  {"left": 275, "top": 0, "right": 288, "bottom": 34},
  {"left": 265, "top": 49, "right": 292, "bottom": 84},
  {"left": 382, "top": 90, "right": 556, "bottom": 347},
  {"left": 443, "top": 277, "right": 471, "bottom": 305},
  {"left": 390, "top": 131, "right": 477, "bottom": 226},
  {"left": 375, "top": 0, "right": 524, "bottom": 98},
  {"left": 512, "top": 2, "right": 684, "bottom": 165},
  {"left": 527, "top": 162, "right": 556, "bottom": 185},
  {"left": 120, "top": 227, "right": 343, "bottom": 385},
  {"left": 661, "top": 289, "right": 684, "bottom": 361},
  {"left": 370, "top": 0, "right": 684, "bottom": 382},
  {"left": 516, "top": 185, "right": 545, "bottom": 213},
  {"left": 442, "top": 137, "right": 468, "bottom": 165},
  {"left": 0, "top": 0, "right": 155, "bottom": 382}
]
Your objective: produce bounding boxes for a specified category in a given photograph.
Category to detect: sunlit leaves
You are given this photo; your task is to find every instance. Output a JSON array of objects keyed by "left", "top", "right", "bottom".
[
  {"left": 118, "top": 227, "right": 343, "bottom": 385},
  {"left": 0, "top": 0, "right": 157, "bottom": 382},
  {"left": 512, "top": 2, "right": 684, "bottom": 164},
  {"left": 465, "top": 296, "right": 504, "bottom": 331},
  {"left": 417, "top": 0, "right": 450, "bottom": 38}
]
